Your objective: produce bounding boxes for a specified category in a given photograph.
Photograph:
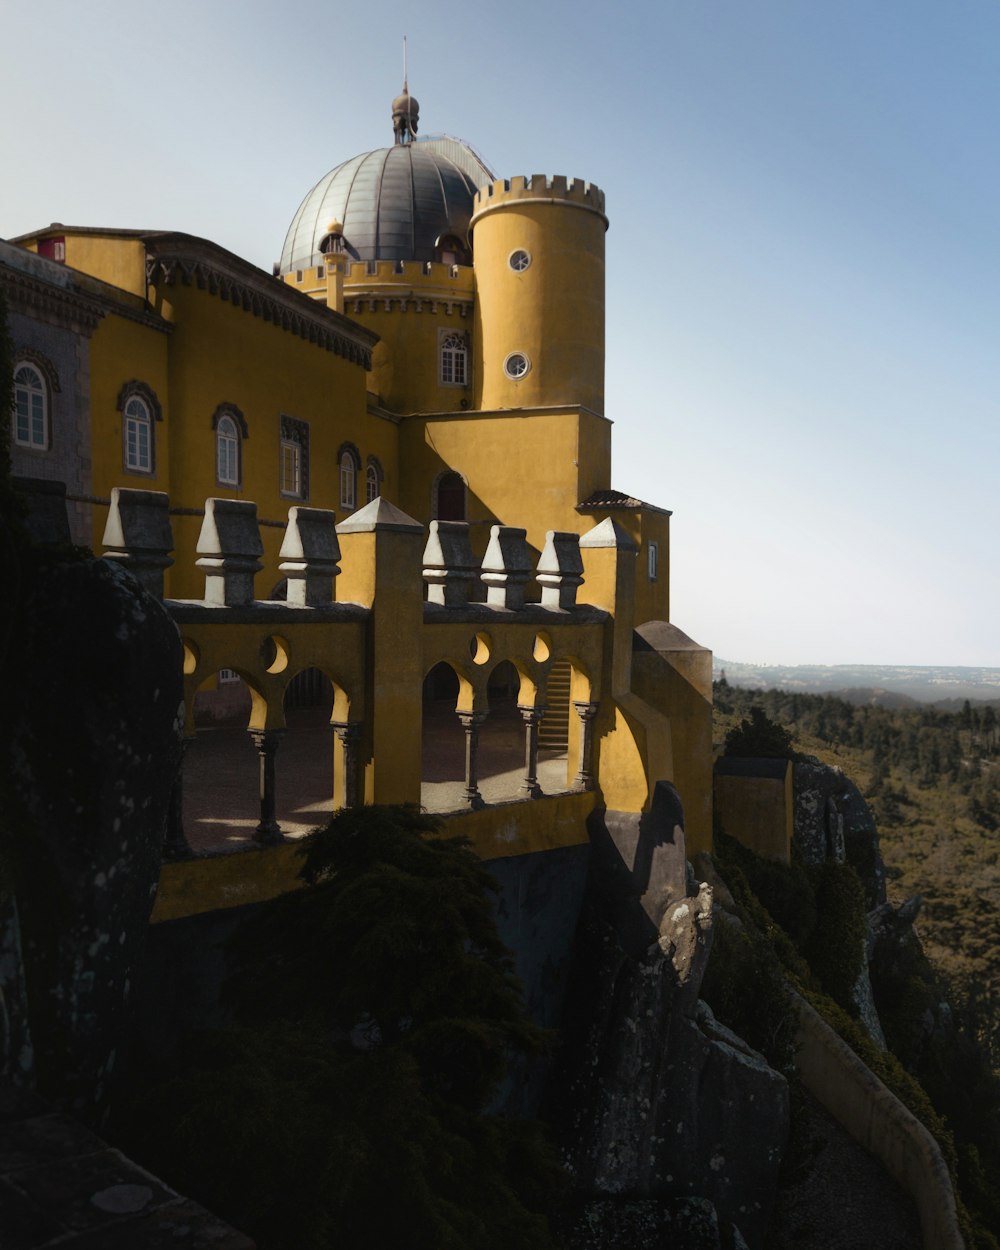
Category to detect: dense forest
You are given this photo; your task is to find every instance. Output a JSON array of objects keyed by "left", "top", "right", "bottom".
[{"left": 714, "top": 679, "right": 1000, "bottom": 1065}]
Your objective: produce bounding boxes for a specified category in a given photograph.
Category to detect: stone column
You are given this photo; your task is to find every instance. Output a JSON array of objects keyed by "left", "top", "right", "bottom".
[
  {"left": 332, "top": 720, "right": 363, "bottom": 809},
  {"left": 163, "top": 736, "right": 195, "bottom": 860},
  {"left": 573, "top": 701, "right": 599, "bottom": 791},
  {"left": 519, "top": 705, "right": 547, "bottom": 798},
  {"left": 249, "top": 728, "right": 286, "bottom": 845},
  {"left": 458, "top": 711, "right": 487, "bottom": 810}
]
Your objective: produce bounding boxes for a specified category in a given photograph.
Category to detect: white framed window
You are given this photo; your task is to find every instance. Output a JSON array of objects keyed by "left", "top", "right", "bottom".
[
  {"left": 280, "top": 415, "right": 309, "bottom": 499},
  {"left": 216, "top": 414, "right": 240, "bottom": 486},
  {"left": 340, "top": 451, "right": 356, "bottom": 510},
  {"left": 281, "top": 439, "right": 302, "bottom": 496},
  {"left": 218, "top": 668, "right": 240, "bottom": 684},
  {"left": 337, "top": 442, "right": 361, "bottom": 510},
  {"left": 118, "top": 380, "right": 161, "bottom": 474},
  {"left": 508, "top": 249, "right": 531, "bottom": 272},
  {"left": 125, "top": 396, "right": 153, "bottom": 472},
  {"left": 440, "top": 332, "right": 468, "bottom": 386},
  {"left": 503, "top": 352, "right": 530, "bottom": 379},
  {"left": 14, "top": 363, "right": 48, "bottom": 449},
  {"left": 648, "top": 541, "right": 659, "bottom": 582},
  {"left": 366, "top": 462, "right": 381, "bottom": 503}
]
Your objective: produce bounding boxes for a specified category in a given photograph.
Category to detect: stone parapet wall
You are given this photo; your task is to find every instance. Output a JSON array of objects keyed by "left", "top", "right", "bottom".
[{"left": 794, "top": 995, "right": 964, "bottom": 1250}]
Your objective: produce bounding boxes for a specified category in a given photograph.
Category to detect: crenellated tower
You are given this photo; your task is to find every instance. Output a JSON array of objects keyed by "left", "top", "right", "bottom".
[{"left": 470, "top": 175, "right": 608, "bottom": 415}]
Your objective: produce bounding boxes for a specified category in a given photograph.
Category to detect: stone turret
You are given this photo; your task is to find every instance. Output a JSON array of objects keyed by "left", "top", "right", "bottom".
[{"left": 471, "top": 175, "right": 608, "bottom": 415}]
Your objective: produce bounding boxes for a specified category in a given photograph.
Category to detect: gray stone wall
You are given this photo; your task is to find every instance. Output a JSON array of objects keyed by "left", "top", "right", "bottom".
[{"left": 9, "top": 309, "right": 94, "bottom": 546}]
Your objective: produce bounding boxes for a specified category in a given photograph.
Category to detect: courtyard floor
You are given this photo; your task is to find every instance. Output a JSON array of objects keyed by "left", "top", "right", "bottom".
[{"left": 181, "top": 705, "right": 571, "bottom": 854}]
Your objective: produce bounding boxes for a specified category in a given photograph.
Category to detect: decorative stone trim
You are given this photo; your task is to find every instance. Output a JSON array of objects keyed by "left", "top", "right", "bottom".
[
  {"left": 348, "top": 297, "right": 472, "bottom": 318},
  {"left": 337, "top": 440, "right": 361, "bottom": 470},
  {"left": 146, "top": 246, "right": 374, "bottom": 368},
  {"left": 211, "top": 403, "right": 248, "bottom": 438},
  {"left": 117, "top": 379, "right": 163, "bottom": 422},
  {"left": 1, "top": 267, "right": 105, "bottom": 335},
  {"left": 13, "top": 345, "right": 61, "bottom": 393}
]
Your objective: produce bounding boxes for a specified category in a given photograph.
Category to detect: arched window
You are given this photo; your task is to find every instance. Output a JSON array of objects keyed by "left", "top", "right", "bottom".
[
  {"left": 118, "top": 380, "right": 162, "bottom": 475},
  {"left": 340, "top": 453, "right": 356, "bottom": 509},
  {"left": 338, "top": 442, "right": 361, "bottom": 510},
  {"left": 434, "top": 470, "right": 467, "bottom": 522},
  {"left": 440, "top": 332, "right": 468, "bottom": 386},
  {"left": 216, "top": 415, "right": 240, "bottom": 486},
  {"left": 124, "top": 396, "right": 153, "bottom": 473},
  {"left": 13, "top": 363, "right": 48, "bottom": 449},
  {"left": 212, "top": 405, "right": 248, "bottom": 488},
  {"left": 365, "top": 457, "right": 383, "bottom": 504}
]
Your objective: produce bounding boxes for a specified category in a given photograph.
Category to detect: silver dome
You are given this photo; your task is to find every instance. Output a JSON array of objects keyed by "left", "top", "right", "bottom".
[{"left": 279, "top": 136, "right": 494, "bottom": 272}]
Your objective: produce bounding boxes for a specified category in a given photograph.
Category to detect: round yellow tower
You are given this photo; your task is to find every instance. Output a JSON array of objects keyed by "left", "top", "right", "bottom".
[{"left": 470, "top": 175, "right": 608, "bottom": 414}]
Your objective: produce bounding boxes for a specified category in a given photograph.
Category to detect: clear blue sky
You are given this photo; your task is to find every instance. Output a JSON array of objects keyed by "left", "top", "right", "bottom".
[{"left": 5, "top": 0, "right": 998, "bottom": 667}]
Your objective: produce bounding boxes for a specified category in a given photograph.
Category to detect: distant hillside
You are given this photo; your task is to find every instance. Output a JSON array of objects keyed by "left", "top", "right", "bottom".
[
  {"left": 716, "top": 659, "right": 1000, "bottom": 705},
  {"left": 713, "top": 681, "right": 1000, "bottom": 1056}
]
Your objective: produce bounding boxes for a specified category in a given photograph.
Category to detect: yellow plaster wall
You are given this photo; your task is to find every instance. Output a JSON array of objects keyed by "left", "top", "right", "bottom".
[
  {"left": 88, "top": 312, "right": 171, "bottom": 546},
  {"left": 359, "top": 303, "right": 473, "bottom": 414},
  {"left": 631, "top": 636, "right": 714, "bottom": 857},
  {"left": 398, "top": 408, "right": 611, "bottom": 556},
  {"left": 285, "top": 261, "right": 476, "bottom": 414},
  {"left": 471, "top": 179, "right": 606, "bottom": 414},
  {"left": 151, "top": 789, "right": 596, "bottom": 924},
  {"left": 713, "top": 767, "right": 793, "bottom": 863},
  {"left": 20, "top": 231, "right": 148, "bottom": 297},
  {"left": 337, "top": 523, "right": 426, "bottom": 804},
  {"left": 141, "top": 283, "right": 395, "bottom": 599},
  {"left": 178, "top": 618, "right": 368, "bottom": 734}
]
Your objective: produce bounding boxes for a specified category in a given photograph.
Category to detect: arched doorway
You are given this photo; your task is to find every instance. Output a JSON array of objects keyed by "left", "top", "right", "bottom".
[{"left": 421, "top": 661, "right": 466, "bottom": 811}]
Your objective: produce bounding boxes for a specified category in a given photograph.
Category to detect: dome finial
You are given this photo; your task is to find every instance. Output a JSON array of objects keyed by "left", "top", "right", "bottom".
[{"left": 392, "top": 37, "right": 419, "bottom": 145}]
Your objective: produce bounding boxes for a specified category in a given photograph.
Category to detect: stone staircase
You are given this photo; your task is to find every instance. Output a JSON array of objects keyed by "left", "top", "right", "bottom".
[{"left": 540, "top": 659, "right": 572, "bottom": 751}]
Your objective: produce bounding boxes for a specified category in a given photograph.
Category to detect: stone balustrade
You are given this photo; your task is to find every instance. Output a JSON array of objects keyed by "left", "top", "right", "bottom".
[
  {"left": 279, "top": 506, "right": 341, "bottom": 606},
  {"left": 101, "top": 491, "right": 591, "bottom": 615},
  {"left": 101, "top": 486, "right": 175, "bottom": 597},
  {"left": 95, "top": 490, "right": 652, "bottom": 847}
]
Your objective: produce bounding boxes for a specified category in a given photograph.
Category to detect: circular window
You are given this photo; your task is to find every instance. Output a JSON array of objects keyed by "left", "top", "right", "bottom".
[
  {"left": 504, "top": 352, "right": 530, "bottom": 379},
  {"left": 508, "top": 249, "right": 531, "bottom": 272}
]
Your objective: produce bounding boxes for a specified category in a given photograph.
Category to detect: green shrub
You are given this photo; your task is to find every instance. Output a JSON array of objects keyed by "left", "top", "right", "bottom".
[
  {"left": 803, "top": 862, "right": 866, "bottom": 1013},
  {"left": 724, "top": 705, "right": 795, "bottom": 760},
  {"left": 699, "top": 914, "right": 798, "bottom": 1073}
]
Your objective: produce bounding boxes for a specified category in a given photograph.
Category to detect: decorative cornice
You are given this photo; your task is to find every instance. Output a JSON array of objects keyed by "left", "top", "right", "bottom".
[
  {"left": 1, "top": 267, "right": 105, "bottom": 335},
  {"left": 145, "top": 239, "right": 377, "bottom": 369},
  {"left": 348, "top": 296, "right": 472, "bottom": 318}
]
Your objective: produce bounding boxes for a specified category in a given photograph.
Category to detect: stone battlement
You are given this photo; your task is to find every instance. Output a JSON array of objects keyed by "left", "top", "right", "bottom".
[{"left": 472, "top": 175, "right": 607, "bottom": 222}]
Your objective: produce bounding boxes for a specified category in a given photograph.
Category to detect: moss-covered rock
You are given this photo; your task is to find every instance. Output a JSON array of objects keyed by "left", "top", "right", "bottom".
[{"left": 6, "top": 557, "right": 183, "bottom": 1120}]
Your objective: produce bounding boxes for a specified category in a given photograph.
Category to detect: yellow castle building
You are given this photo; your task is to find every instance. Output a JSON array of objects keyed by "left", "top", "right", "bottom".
[{"left": 5, "top": 86, "right": 713, "bottom": 863}]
